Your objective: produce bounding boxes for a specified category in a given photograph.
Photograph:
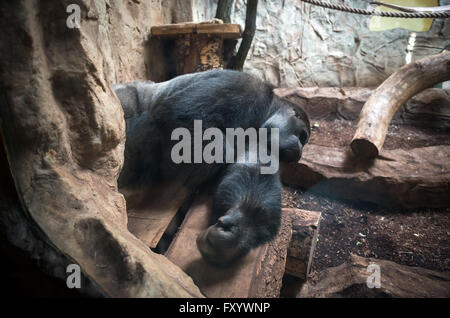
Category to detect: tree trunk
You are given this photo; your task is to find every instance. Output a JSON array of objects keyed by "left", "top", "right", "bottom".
[
  {"left": 229, "top": 0, "right": 258, "bottom": 70},
  {"left": 215, "top": 0, "right": 234, "bottom": 23},
  {"left": 351, "top": 51, "right": 450, "bottom": 158}
]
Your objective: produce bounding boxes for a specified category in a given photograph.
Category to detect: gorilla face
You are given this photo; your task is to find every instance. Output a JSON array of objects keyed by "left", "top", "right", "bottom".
[
  {"left": 263, "top": 97, "right": 311, "bottom": 163},
  {"left": 279, "top": 113, "right": 310, "bottom": 162}
]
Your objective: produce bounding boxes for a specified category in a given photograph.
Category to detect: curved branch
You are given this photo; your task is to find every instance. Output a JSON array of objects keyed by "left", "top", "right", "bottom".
[
  {"left": 351, "top": 50, "right": 450, "bottom": 158},
  {"left": 229, "top": 0, "right": 258, "bottom": 71}
]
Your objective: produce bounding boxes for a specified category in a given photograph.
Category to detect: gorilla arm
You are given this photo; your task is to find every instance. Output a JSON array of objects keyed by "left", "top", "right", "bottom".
[{"left": 197, "top": 163, "right": 282, "bottom": 267}]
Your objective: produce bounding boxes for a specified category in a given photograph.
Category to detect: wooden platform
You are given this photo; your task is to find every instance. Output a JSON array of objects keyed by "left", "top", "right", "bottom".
[
  {"left": 121, "top": 182, "right": 190, "bottom": 248},
  {"left": 166, "top": 197, "right": 321, "bottom": 297},
  {"left": 151, "top": 22, "right": 242, "bottom": 39}
]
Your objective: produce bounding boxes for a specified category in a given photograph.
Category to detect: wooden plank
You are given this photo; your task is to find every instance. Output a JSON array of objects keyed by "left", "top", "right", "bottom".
[
  {"left": 283, "top": 209, "right": 321, "bottom": 280},
  {"left": 196, "top": 23, "right": 242, "bottom": 39},
  {"left": 151, "top": 24, "right": 196, "bottom": 37},
  {"left": 166, "top": 197, "right": 292, "bottom": 298},
  {"left": 121, "top": 182, "right": 189, "bottom": 248},
  {"left": 151, "top": 23, "right": 241, "bottom": 39},
  {"left": 281, "top": 144, "right": 450, "bottom": 209}
]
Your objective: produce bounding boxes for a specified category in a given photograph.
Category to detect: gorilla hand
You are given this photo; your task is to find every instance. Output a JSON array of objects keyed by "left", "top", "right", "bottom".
[{"left": 196, "top": 210, "right": 246, "bottom": 267}]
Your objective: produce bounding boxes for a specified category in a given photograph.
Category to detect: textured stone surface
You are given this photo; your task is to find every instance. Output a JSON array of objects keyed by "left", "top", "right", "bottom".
[
  {"left": 275, "top": 87, "right": 450, "bottom": 128},
  {"left": 298, "top": 254, "right": 450, "bottom": 298},
  {"left": 0, "top": 0, "right": 202, "bottom": 297},
  {"left": 223, "top": 0, "right": 450, "bottom": 88},
  {"left": 143, "top": 0, "right": 450, "bottom": 88}
]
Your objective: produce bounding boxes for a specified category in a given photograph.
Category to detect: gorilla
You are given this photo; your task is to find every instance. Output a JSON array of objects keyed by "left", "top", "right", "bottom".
[
  {"left": 197, "top": 158, "right": 282, "bottom": 267},
  {"left": 113, "top": 69, "right": 310, "bottom": 266},
  {"left": 113, "top": 69, "right": 310, "bottom": 189}
]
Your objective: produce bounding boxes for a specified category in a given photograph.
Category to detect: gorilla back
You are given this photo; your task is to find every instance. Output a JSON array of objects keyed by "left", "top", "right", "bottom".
[{"left": 113, "top": 69, "right": 310, "bottom": 190}]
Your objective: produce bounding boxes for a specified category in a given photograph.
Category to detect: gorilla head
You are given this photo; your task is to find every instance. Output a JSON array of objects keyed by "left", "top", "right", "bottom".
[
  {"left": 263, "top": 96, "right": 310, "bottom": 163},
  {"left": 196, "top": 163, "right": 282, "bottom": 267}
]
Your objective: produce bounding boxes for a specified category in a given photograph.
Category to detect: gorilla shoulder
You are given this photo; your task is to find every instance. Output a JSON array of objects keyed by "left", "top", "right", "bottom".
[{"left": 112, "top": 80, "right": 156, "bottom": 119}]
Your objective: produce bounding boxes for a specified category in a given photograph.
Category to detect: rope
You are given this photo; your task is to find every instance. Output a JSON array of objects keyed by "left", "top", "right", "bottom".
[{"left": 301, "top": 0, "right": 450, "bottom": 18}]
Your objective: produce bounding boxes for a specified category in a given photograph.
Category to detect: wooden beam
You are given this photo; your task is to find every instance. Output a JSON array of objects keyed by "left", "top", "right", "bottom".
[
  {"left": 121, "top": 182, "right": 190, "bottom": 248},
  {"left": 165, "top": 196, "right": 292, "bottom": 298},
  {"left": 151, "top": 23, "right": 242, "bottom": 39},
  {"left": 351, "top": 51, "right": 450, "bottom": 159},
  {"left": 281, "top": 144, "right": 450, "bottom": 209}
]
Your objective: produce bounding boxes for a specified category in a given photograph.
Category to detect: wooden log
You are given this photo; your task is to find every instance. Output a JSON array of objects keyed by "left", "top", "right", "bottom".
[
  {"left": 275, "top": 87, "right": 450, "bottom": 128},
  {"left": 121, "top": 182, "right": 190, "bottom": 248},
  {"left": 298, "top": 254, "right": 450, "bottom": 298},
  {"left": 351, "top": 51, "right": 450, "bottom": 159},
  {"left": 166, "top": 197, "right": 292, "bottom": 298},
  {"left": 281, "top": 144, "right": 450, "bottom": 209},
  {"left": 284, "top": 208, "right": 321, "bottom": 280}
]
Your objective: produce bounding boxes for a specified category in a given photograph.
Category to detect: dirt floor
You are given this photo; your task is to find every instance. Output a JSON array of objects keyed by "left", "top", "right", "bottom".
[
  {"left": 280, "top": 118, "right": 449, "bottom": 297},
  {"left": 283, "top": 119, "right": 450, "bottom": 273},
  {"left": 307, "top": 119, "right": 450, "bottom": 150},
  {"left": 283, "top": 186, "right": 450, "bottom": 273}
]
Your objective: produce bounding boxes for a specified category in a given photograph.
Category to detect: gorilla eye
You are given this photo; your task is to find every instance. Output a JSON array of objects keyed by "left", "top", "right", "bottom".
[{"left": 299, "top": 129, "right": 309, "bottom": 145}]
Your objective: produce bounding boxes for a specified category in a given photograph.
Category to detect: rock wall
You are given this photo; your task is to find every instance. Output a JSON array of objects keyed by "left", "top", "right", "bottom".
[
  {"left": 80, "top": 0, "right": 207, "bottom": 84},
  {"left": 62, "top": 0, "right": 450, "bottom": 89},
  {"left": 201, "top": 0, "right": 450, "bottom": 88},
  {"left": 0, "top": 0, "right": 203, "bottom": 297}
]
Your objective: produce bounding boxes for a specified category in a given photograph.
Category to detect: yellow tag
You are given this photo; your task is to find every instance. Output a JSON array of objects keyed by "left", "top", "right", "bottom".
[{"left": 369, "top": 0, "right": 437, "bottom": 32}]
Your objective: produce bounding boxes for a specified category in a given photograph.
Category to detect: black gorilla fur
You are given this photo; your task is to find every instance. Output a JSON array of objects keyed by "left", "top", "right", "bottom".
[
  {"left": 113, "top": 69, "right": 310, "bottom": 266},
  {"left": 197, "top": 161, "right": 282, "bottom": 267}
]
